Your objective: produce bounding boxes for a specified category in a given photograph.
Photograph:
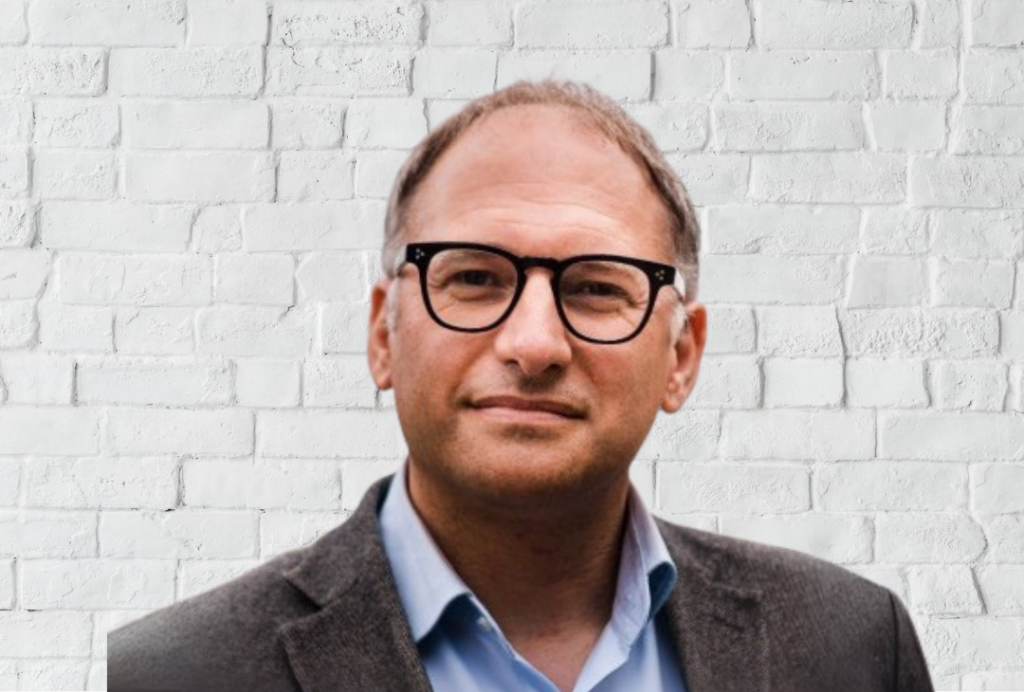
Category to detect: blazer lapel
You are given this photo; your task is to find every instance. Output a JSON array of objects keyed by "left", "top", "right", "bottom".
[
  {"left": 659, "top": 522, "right": 770, "bottom": 692},
  {"left": 279, "top": 478, "right": 433, "bottom": 692}
]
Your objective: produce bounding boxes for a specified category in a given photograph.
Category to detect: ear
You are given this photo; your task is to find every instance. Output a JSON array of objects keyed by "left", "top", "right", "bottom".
[
  {"left": 661, "top": 302, "right": 707, "bottom": 413},
  {"left": 367, "top": 279, "right": 394, "bottom": 391}
]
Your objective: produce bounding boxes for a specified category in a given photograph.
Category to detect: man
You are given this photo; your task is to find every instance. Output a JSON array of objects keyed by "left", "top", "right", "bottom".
[{"left": 109, "top": 81, "right": 934, "bottom": 692}]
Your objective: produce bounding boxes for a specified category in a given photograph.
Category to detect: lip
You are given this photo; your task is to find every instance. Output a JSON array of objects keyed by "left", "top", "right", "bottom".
[{"left": 469, "top": 396, "right": 586, "bottom": 420}]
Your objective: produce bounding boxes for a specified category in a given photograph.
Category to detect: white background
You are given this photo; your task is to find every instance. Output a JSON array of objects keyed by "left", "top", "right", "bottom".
[{"left": 1, "top": 0, "right": 1024, "bottom": 689}]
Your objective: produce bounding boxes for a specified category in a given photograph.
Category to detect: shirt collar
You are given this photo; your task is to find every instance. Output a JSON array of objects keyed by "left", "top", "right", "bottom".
[{"left": 378, "top": 465, "right": 678, "bottom": 645}]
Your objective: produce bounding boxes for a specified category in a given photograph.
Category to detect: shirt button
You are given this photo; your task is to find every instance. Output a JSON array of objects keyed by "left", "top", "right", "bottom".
[{"left": 477, "top": 617, "right": 492, "bottom": 633}]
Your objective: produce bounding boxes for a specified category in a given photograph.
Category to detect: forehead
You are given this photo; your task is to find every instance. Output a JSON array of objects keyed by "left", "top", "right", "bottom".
[{"left": 405, "top": 104, "right": 673, "bottom": 260}]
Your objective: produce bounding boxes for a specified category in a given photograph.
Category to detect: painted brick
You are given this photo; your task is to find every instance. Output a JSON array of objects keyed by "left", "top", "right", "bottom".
[
  {"left": 428, "top": 1, "right": 510, "bottom": 46},
  {"left": 731, "top": 51, "right": 880, "bottom": 100},
  {"left": 115, "top": 307, "right": 193, "bottom": 355},
  {"left": 685, "top": 355, "right": 760, "bottom": 409},
  {"left": 0, "top": 460, "right": 18, "bottom": 506},
  {"left": 930, "top": 258, "right": 1014, "bottom": 308},
  {"left": 817, "top": 461, "right": 966, "bottom": 511},
  {"left": 667, "top": 154, "right": 748, "bottom": 204},
  {"left": 88, "top": 662, "right": 107, "bottom": 690},
  {"left": 106, "top": 407, "right": 254, "bottom": 455},
  {"left": 760, "top": 0, "right": 912, "bottom": 48},
  {"left": 931, "top": 209, "right": 1024, "bottom": 259},
  {"left": 296, "top": 252, "right": 368, "bottom": 302},
  {"left": 0, "top": 248, "right": 49, "bottom": 299},
  {"left": 125, "top": 152, "right": 274, "bottom": 203},
  {"left": 0, "top": 146, "right": 28, "bottom": 197},
  {"left": 653, "top": 51, "right": 724, "bottom": 100},
  {"left": 260, "top": 510, "right": 343, "bottom": 556},
  {"left": 497, "top": 51, "right": 651, "bottom": 101},
  {"left": 28, "top": 0, "right": 185, "bottom": 45},
  {"left": 426, "top": 99, "right": 470, "bottom": 128},
  {"left": 763, "top": 358, "right": 843, "bottom": 408},
  {"left": 278, "top": 151, "right": 355, "bottom": 202},
  {"left": 37, "top": 303, "right": 113, "bottom": 351},
  {"left": 214, "top": 253, "right": 294, "bottom": 305},
  {"left": 197, "top": 306, "right": 313, "bottom": 356},
  {"left": 33, "top": 149, "right": 115, "bottom": 200},
  {"left": 0, "top": 612, "right": 92, "bottom": 657},
  {"left": 877, "top": 513, "right": 986, "bottom": 562},
  {"left": 59, "top": 254, "right": 211, "bottom": 306},
  {"left": 880, "top": 412, "right": 1024, "bottom": 461},
  {"left": 953, "top": 106, "right": 1024, "bottom": 155},
  {"left": 189, "top": 0, "right": 268, "bottom": 45},
  {"left": 0, "top": 558, "right": 11, "bottom": 609},
  {"left": 342, "top": 460, "right": 401, "bottom": 510},
  {"left": 193, "top": 205, "right": 242, "bottom": 254},
  {"left": 846, "top": 257, "right": 926, "bottom": 307},
  {"left": 266, "top": 47, "right": 411, "bottom": 96},
  {"left": 272, "top": 1, "right": 421, "bottom": 46},
  {"left": 21, "top": 559, "right": 175, "bottom": 609},
  {"left": 846, "top": 359, "right": 928, "bottom": 408},
  {"left": 413, "top": 49, "right": 497, "bottom": 98},
  {"left": 840, "top": 309, "right": 998, "bottom": 358},
  {"left": 305, "top": 356, "right": 377, "bottom": 408},
  {"left": 515, "top": 2, "right": 667, "bottom": 49},
  {"left": 977, "top": 566, "right": 1024, "bottom": 614},
  {"left": 870, "top": 101, "right": 947, "bottom": 151},
  {"left": 702, "top": 256, "right": 841, "bottom": 305},
  {"left": 346, "top": 98, "right": 428, "bottom": 148},
  {"left": 757, "top": 306, "right": 842, "bottom": 356},
  {"left": 23, "top": 456, "right": 177, "bottom": 509},
  {"left": 931, "top": 361, "right": 1007, "bottom": 412},
  {"left": 0, "top": 49, "right": 106, "bottom": 95},
  {"left": 965, "top": 50, "right": 1024, "bottom": 104},
  {"left": 355, "top": 150, "right": 406, "bottom": 198},
  {"left": 92, "top": 610, "right": 144, "bottom": 658},
  {"left": 721, "top": 410, "right": 875, "bottom": 460},
  {"left": 77, "top": 357, "right": 232, "bottom": 406},
  {"left": 920, "top": 618, "right": 1024, "bottom": 674},
  {"left": 848, "top": 566, "right": 907, "bottom": 603},
  {"left": 33, "top": 100, "right": 118, "bottom": 147},
  {"left": 0, "top": 0, "right": 27, "bottom": 44},
  {"left": 258, "top": 409, "right": 405, "bottom": 458},
  {"left": 908, "top": 565, "right": 983, "bottom": 615},
  {"left": 983, "top": 514, "right": 1024, "bottom": 564},
  {"left": 109, "top": 48, "right": 262, "bottom": 97},
  {"left": 674, "top": 0, "right": 749, "bottom": 48},
  {"left": 1003, "top": 311, "right": 1024, "bottom": 358},
  {"left": 884, "top": 49, "right": 958, "bottom": 99},
  {"left": 0, "top": 352, "right": 71, "bottom": 404},
  {"left": 703, "top": 306, "right": 754, "bottom": 354},
  {"left": 0, "top": 299, "right": 35, "bottom": 347},
  {"left": 235, "top": 358, "right": 300, "bottom": 407},
  {"left": 636, "top": 410, "right": 720, "bottom": 460},
  {"left": 962, "top": 672, "right": 1024, "bottom": 690},
  {"left": 270, "top": 100, "right": 345, "bottom": 149},
  {"left": 183, "top": 458, "right": 342, "bottom": 509},
  {"left": 123, "top": 101, "right": 268, "bottom": 149},
  {"left": 178, "top": 559, "right": 261, "bottom": 598},
  {"left": 751, "top": 153, "right": 906, "bottom": 203},
  {"left": 720, "top": 514, "right": 873, "bottom": 564},
  {"left": 919, "top": 0, "right": 960, "bottom": 47},
  {"left": 0, "top": 510, "right": 97, "bottom": 557},
  {"left": 100, "top": 511, "right": 257, "bottom": 558},
  {"left": 972, "top": 464, "right": 1024, "bottom": 514},
  {"left": 659, "top": 464, "right": 808, "bottom": 513},
  {"left": 0, "top": 98, "right": 32, "bottom": 144},
  {"left": 244, "top": 202, "right": 385, "bottom": 251},
  {"left": 0, "top": 201, "right": 33, "bottom": 247},
  {"left": 861, "top": 208, "right": 929, "bottom": 255},
  {"left": 20, "top": 659, "right": 90, "bottom": 689},
  {"left": 626, "top": 102, "right": 707, "bottom": 152},
  {"left": 41, "top": 202, "right": 192, "bottom": 252},
  {"left": 714, "top": 102, "right": 863, "bottom": 152},
  {"left": 971, "top": 0, "right": 1024, "bottom": 47},
  {"left": 319, "top": 302, "right": 370, "bottom": 354},
  {"left": 0, "top": 407, "right": 100, "bottom": 455}
]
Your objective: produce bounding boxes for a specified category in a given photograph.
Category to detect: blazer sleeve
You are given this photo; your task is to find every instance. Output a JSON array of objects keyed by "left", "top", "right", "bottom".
[{"left": 891, "top": 592, "right": 934, "bottom": 692}]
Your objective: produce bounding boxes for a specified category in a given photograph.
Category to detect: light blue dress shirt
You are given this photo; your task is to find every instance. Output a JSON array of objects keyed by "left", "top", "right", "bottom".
[{"left": 378, "top": 468, "right": 688, "bottom": 692}]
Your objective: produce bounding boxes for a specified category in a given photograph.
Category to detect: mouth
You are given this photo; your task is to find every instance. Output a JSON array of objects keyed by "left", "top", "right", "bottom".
[{"left": 469, "top": 395, "right": 586, "bottom": 421}]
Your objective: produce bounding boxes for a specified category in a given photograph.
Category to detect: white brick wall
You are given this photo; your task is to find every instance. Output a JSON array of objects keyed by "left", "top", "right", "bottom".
[{"left": 1, "top": 1, "right": 1022, "bottom": 688}]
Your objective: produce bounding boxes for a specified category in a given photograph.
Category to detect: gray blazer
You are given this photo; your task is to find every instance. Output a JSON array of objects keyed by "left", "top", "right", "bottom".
[{"left": 109, "top": 477, "right": 934, "bottom": 692}]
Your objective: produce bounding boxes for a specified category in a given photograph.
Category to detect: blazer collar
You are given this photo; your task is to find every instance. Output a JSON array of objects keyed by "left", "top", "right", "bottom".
[{"left": 278, "top": 476, "right": 768, "bottom": 692}]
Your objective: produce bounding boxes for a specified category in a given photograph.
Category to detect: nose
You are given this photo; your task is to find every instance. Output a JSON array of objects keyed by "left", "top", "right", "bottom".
[{"left": 492, "top": 270, "right": 573, "bottom": 378}]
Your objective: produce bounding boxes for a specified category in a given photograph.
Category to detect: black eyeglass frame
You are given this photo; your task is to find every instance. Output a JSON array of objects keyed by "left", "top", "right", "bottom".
[{"left": 397, "top": 241, "right": 686, "bottom": 345}]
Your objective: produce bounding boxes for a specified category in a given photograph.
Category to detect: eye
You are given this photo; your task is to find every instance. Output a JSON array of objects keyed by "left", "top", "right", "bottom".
[
  {"left": 567, "top": 281, "right": 629, "bottom": 298},
  {"left": 451, "top": 270, "right": 501, "bottom": 287}
]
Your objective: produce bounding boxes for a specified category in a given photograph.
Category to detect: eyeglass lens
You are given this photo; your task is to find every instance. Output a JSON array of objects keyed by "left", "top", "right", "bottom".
[{"left": 424, "top": 247, "right": 652, "bottom": 342}]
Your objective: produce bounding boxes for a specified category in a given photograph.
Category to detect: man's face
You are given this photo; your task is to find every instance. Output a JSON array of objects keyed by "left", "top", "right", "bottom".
[{"left": 368, "top": 105, "right": 706, "bottom": 513}]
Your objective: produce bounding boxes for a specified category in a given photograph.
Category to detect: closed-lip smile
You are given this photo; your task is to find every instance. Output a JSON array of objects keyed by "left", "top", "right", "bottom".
[{"left": 470, "top": 396, "right": 586, "bottom": 419}]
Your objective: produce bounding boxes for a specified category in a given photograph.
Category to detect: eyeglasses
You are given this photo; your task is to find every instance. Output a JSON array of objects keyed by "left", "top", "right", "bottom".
[{"left": 394, "top": 241, "right": 686, "bottom": 344}]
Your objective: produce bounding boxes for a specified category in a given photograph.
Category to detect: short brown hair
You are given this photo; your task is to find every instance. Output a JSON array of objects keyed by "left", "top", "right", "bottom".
[{"left": 382, "top": 80, "right": 701, "bottom": 300}]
